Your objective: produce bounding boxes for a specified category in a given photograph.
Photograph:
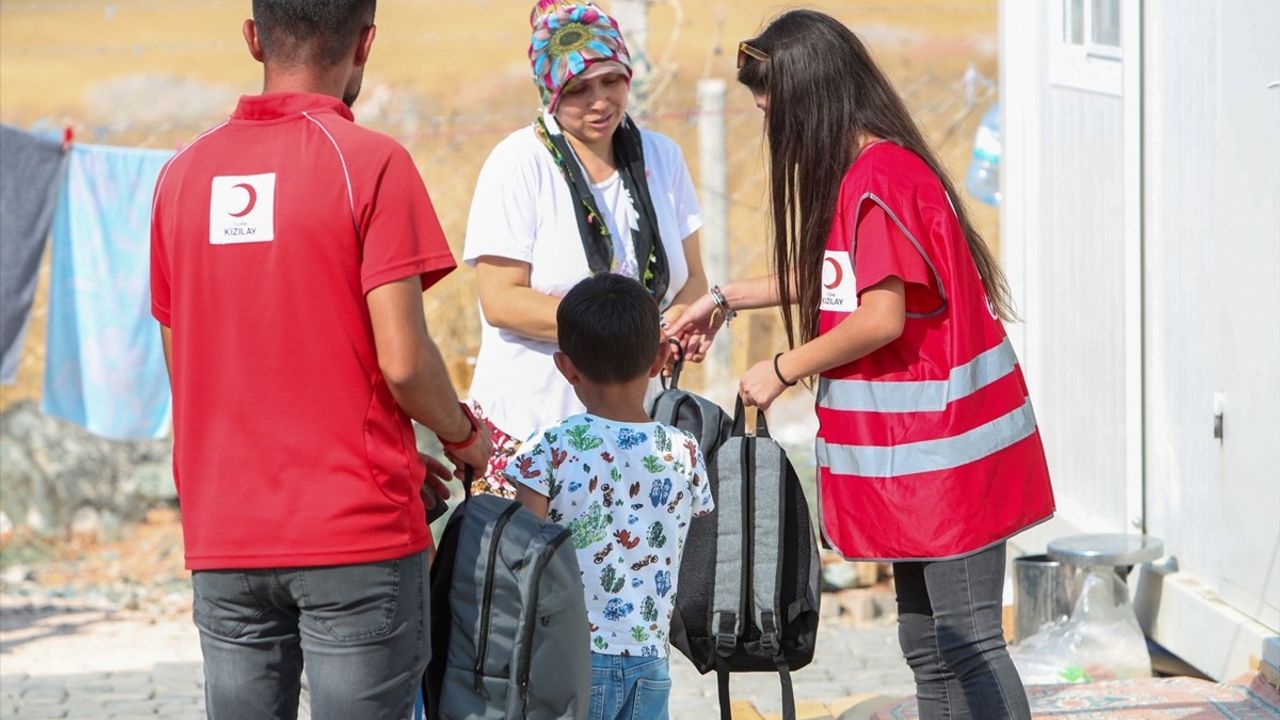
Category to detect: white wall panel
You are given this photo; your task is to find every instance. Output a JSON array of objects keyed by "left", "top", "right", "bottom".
[
  {"left": 1212, "top": 0, "right": 1280, "bottom": 633},
  {"left": 1032, "top": 87, "right": 1129, "bottom": 532},
  {"left": 1141, "top": 0, "right": 1221, "bottom": 587},
  {"left": 1000, "top": 0, "right": 1280, "bottom": 676}
]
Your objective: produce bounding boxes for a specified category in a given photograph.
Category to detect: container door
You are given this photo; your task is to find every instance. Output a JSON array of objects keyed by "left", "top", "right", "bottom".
[{"left": 1213, "top": 0, "right": 1280, "bottom": 633}]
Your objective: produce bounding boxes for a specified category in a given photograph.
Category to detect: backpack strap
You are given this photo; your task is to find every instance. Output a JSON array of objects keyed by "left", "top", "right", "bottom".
[
  {"left": 650, "top": 390, "right": 683, "bottom": 426},
  {"left": 749, "top": 424, "right": 798, "bottom": 720},
  {"left": 663, "top": 338, "right": 684, "bottom": 389},
  {"left": 423, "top": 472, "right": 471, "bottom": 719},
  {"left": 749, "top": 424, "right": 786, "bottom": 658},
  {"left": 714, "top": 644, "right": 794, "bottom": 720},
  {"left": 716, "top": 658, "right": 733, "bottom": 720},
  {"left": 711, "top": 437, "right": 745, "bottom": 659},
  {"left": 774, "top": 655, "right": 797, "bottom": 720},
  {"left": 698, "top": 397, "right": 723, "bottom": 454}
]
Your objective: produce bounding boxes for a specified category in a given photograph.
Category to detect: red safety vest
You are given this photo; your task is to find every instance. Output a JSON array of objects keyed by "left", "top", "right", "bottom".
[{"left": 815, "top": 142, "right": 1054, "bottom": 561}]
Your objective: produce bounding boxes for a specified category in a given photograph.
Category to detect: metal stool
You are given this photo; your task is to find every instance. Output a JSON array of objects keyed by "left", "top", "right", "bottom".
[
  {"left": 1048, "top": 534, "right": 1164, "bottom": 574},
  {"left": 1048, "top": 533, "right": 1164, "bottom": 602}
]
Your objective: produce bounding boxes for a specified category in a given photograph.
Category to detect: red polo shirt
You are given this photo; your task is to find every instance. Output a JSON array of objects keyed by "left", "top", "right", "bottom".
[{"left": 150, "top": 92, "right": 456, "bottom": 570}]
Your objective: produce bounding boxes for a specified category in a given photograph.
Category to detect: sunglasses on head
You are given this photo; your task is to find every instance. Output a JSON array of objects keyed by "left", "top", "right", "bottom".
[{"left": 736, "top": 40, "right": 769, "bottom": 69}]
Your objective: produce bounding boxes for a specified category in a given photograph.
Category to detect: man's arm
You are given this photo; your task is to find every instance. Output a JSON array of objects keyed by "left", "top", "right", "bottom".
[
  {"left": 367, "top": 276, "right": 491, "bottom": 473},
  {"left": 160, "top": 325, "right": 172, "bottom": 381}
]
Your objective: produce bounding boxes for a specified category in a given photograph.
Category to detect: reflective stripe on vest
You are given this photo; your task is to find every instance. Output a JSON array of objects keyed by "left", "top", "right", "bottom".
[
  {"left": 817, "top": 337, "right": 1018, "bottom": 413},
  {"left": 816, "top": 397, "right": 1037, "bottom": 478}
]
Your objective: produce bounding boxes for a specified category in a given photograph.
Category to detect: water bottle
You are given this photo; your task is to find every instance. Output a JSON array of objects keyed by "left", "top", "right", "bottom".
[{"left": 966, "top": 103, "right": 1001, "bottom": 207}]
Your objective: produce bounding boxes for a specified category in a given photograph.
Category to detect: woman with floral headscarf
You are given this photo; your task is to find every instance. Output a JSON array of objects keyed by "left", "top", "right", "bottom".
[{"left": 462, "top": 1, "right": 707, "bottom": 498}]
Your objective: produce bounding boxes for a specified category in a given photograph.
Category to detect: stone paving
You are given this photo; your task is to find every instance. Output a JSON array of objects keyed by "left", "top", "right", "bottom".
[
  {"left": 668, "top": 624, "right": 913, "bottom": 720},
  {"left": 0, "top": 599, "right": 911, "bottom": 720},
  {"left": 1, "top": 664, "right": 206, "bottom": 720}
]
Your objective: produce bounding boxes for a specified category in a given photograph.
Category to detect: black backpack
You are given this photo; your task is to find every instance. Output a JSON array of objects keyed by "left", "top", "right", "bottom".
[
  {"left": 647, "top": 341, "right": 733, "bottom": 457},
  {"left": 668, "top": 399, "right": 822, "bottom": 720}
]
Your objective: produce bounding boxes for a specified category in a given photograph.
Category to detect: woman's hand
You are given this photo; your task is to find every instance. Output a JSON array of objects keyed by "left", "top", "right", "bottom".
[
  {"left": 739, "top": 359, "right": 789, "bottom": 410},
  {"left": 662, "top": 303, "right": 707, "bottom": 371},
  {"left": 660, "top": 305, "right": 687, "bottom": 377},
  {"left": 735, "top": 277, "right": 909, "bottom": 411},
  {"left": 667, "top": 292, "right": 723, "bottom": 362},
  {"left": 662, "top": 303, "right": 688, "bottom": 334}
]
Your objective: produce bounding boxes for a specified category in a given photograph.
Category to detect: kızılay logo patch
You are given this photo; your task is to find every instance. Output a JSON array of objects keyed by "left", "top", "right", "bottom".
[
  {"left": 210, "top": 173, "right": 275, "bottom": 245},
  {"left": 820, "top": 250, "right": 856, "bottom": 311}
]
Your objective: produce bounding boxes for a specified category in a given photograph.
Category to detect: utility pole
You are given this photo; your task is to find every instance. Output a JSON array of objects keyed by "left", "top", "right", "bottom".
[{"left": 697, "top": 78, "right": 730, "bottom": 391}]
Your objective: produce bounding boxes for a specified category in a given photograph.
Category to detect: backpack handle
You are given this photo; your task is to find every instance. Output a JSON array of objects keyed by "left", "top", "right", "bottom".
[
  {"left": 424, "top": 467, "right": 472, "bottom": 524},
  {"left": 732, "top": 396, "right": 771, "bottom": 438},
  {"left": 662, "top": 338, "right": 685, "bottom": 390}
]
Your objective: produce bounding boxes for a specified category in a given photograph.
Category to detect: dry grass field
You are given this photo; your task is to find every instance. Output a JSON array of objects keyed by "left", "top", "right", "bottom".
[{"left": 0, "top": 0, "right": 998, "bottom": 410}]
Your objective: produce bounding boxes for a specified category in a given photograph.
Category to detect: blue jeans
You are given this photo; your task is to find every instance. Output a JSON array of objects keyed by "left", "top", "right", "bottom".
[
  {"left": 192, "top": 550, "right": 429, "bottom": 720},
  {"left": 589, "top": 653, "right": 672, "bottom": 720}
]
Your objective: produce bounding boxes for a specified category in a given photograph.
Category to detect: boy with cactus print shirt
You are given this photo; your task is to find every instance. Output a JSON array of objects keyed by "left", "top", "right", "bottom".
[
  {"left": 511, "top": 275, "right": 714, "bottom": 719},
  {"left": 513, "top": 415, "right": 711, "bottom": 656}
]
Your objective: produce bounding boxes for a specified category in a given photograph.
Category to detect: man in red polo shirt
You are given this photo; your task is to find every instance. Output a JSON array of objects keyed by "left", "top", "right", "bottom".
[{"left": 149, "top": 2, "right": 491, "bottom": 717}]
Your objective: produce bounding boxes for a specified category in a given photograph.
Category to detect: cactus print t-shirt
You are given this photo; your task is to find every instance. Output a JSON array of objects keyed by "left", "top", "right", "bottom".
[{"left": 507, "top": 413, "right": 714, "bottom": 657}]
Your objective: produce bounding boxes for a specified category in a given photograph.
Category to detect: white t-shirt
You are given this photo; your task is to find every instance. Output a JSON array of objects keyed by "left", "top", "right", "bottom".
[
  {"left": 506, "top": 414, "right": 715, "bottom": 657},
  {"left": 463, "top": 118, "right": 703, "bottom": 441}
]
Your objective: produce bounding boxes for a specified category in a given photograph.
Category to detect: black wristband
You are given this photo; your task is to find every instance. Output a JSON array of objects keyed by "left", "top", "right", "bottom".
[{"left": 773, "top": 352, "right": 797, "bottom": 387}]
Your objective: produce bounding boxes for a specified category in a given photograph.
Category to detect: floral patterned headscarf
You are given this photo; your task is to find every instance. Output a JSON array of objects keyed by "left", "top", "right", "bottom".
[{"left": 529, "top": 1, "right": 633, "bottom": 112}]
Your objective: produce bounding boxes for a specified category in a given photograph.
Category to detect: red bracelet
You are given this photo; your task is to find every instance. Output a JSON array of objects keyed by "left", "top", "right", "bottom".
[{"left": 439, "top": 403, "right": 481, "bottom": 451}]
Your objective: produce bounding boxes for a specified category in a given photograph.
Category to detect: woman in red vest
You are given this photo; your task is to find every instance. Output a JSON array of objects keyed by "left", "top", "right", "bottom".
[{"left": 670, "top": 10, "right": 1053, "bottom": 720}]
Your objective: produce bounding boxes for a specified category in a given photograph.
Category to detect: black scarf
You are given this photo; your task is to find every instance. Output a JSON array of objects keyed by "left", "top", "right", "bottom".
[{"left": 535, "top": 113, "right": 670, "bottom": 303}]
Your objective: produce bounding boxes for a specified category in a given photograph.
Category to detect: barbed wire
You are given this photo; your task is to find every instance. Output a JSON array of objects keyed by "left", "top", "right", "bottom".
[{"left": 4, "top": 5, "right": 997, "bottom": 395}]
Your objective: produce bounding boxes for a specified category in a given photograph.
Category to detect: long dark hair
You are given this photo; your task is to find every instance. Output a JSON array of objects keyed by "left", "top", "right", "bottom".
[{"left": 737, "top": 10, "right": 1015, "bottom": 348}]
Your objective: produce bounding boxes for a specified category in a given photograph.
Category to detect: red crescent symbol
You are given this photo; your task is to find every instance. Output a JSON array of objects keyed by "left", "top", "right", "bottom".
[
  {"left": 823, "top": 257, "right": 843, "bottom": 289},
  {"left": 228, "top": 182, "right": 257, "bottom": 218}
]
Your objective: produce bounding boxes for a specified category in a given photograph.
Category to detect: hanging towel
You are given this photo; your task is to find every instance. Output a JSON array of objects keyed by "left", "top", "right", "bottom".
[
  {"left": 42, "top": 143, "right": 173, "bottom": 440},
  {"left": 1, "top": 124, "right": 66, "bottom": 384}
]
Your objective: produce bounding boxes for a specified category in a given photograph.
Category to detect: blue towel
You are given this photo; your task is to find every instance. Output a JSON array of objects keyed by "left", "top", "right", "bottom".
[{"left": 42, "top": 143, "right": 173, "bottom": 440}]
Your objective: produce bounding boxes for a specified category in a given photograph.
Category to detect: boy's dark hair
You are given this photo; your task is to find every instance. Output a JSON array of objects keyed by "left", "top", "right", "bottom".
[
  {"left": 557, "top": 274, "right": 661, "bottom": 385},
  {"left": 252, "top": 0, "right": 376, "bottom": 67}
]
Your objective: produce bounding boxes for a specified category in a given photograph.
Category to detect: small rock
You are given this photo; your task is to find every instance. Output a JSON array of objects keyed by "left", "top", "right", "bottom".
[
  {"left": 145, "top": 507, "right": 179, "bottom": 525},
  {"left": 0, "top": 510, "right": 12, "bottom": 541},
  {"left": 132, "top": 463, "right": 177, "bottom": 502},
  {"left": 839, "top": 590, "right": 877, "bottom": 623},
  {"left": 829, "top": 587, "right": 898, "bottom": 627},
  {"left": 822, "top": 554, "right": 880, "bottom": 591},
  {"left": 24, "top": 505, "right": 48, "bottom": 532},
  {"left": 820, "top": 593, "right": 845, "bottom": 622},
  {"left": 71, "top": 506, "right": 102, "bottom": 542},
  {"left": 1, "top": 564, "right": 35, "bottom": 585}
]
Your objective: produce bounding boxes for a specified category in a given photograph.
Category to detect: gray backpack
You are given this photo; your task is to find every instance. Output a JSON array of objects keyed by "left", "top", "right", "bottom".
[
  {"left": 425, "top": 486, "right": 590, "bottom": 720},
  {"left": 668, "top": 400, "right": 822, "bottom": 720}
]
